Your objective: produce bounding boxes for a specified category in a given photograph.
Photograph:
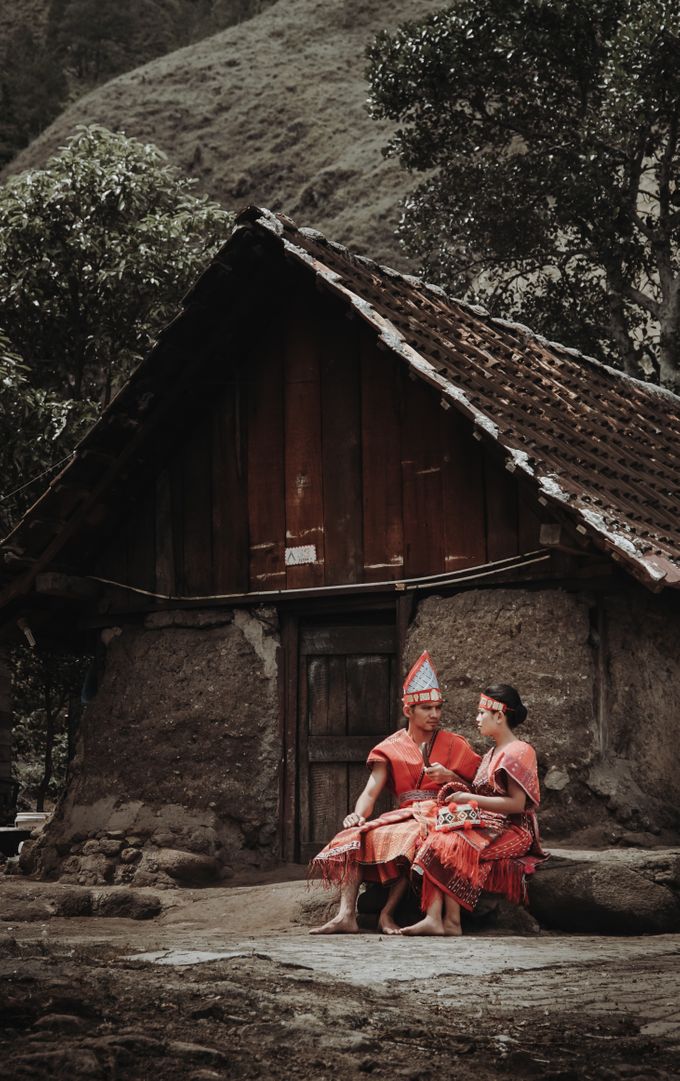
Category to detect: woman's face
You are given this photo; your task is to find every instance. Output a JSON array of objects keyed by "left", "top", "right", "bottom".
[{"left": 476, "top": 705, "right": 501, "bottom": 739}]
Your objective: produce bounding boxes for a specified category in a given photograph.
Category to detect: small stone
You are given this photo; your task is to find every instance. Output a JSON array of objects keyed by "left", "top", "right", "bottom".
[
  {"left": 91, "top": 888, "right": 162, "bottom": 919},
  {"left": 105, "top": 830, "right": 126, "bottom": 839},
  {"left": 33, "top": 1014, "right": 88, "bottom": 1032},
  {"left": 120, "top": 847, "right": 141, "bottom": 864},
  {"left": 98, "top": 839, "right": 124, "bottom": 857},
  {"left": 153, "top": 848, "right": 219, "bottom": 885},
  {"left": 82, "top": 839, "right": 100, "bottom": 856},
  {"left": 167, "top": 1041, "right": 229, "bottom": 1066},
  {"left": 544, "top": 766, "right": 570, "bottom": 791}
]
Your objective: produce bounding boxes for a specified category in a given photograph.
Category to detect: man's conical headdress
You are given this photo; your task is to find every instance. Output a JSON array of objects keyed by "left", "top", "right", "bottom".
[{"left": 402, "top": 650, "right": 442, "bottom": 706}]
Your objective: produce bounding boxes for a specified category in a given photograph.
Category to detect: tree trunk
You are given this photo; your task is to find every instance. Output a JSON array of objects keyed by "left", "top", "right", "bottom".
[{"left": 36, "top": 662, "right": 55, "bottom": 813}]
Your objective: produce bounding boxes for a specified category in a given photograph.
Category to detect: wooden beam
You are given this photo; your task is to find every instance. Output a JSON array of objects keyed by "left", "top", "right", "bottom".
[
  {"left": 34, "top": 572, "right": 100, "bottom": 602},
  {"left": 539, "top": 522, "right": 593, "bottom": 556}
]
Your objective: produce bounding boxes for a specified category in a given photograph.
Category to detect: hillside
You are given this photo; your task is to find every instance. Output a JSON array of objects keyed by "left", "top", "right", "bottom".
[{"left": 5, "top": 0, "right": 443, "bottom": 268}]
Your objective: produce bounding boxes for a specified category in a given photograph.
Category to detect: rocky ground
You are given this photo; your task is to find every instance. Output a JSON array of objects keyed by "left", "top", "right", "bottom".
[{"left": 1, "top": 869, "right": 679, "bottom": 1081}]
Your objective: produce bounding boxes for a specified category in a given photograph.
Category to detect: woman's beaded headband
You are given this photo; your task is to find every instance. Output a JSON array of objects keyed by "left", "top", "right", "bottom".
[{"left": 479, "top": 693, "right": 513, "bottom": 714}]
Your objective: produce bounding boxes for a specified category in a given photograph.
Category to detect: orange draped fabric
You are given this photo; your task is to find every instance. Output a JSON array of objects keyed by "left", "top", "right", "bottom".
[
  {"left": 309, "top": 728, "right": 481, "bottom": 886},
  {"left": 413, "top": 739, "right": 546, "bottom": 912}
]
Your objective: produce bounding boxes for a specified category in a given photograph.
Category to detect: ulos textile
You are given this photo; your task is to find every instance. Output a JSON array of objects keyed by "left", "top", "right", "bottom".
[
  {"left": 412, "top": 738, "right": 547, "bottom": 911},
  {"left": 309, "top": 727, "right": 480, "bottom": 886}
]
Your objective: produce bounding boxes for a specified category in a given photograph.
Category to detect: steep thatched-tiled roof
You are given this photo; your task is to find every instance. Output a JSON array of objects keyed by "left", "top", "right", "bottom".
[
  {"left": 239, "top": 207, "right": 680, "bottom": 591},
  {"left": 2, "top": 205, "right": 679, "bottom": 603}
]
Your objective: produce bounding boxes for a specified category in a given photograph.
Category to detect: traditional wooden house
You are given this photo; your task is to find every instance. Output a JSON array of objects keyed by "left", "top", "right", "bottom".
[{"left": 1, "top": 206, "right": 679, "bottom": 885}]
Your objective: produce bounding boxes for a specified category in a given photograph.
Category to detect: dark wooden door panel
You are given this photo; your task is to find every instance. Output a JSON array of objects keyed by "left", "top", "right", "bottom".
[
  {"left": 300, "top": 625, "right": 395, "bottom": 656},
  {"left": 298, "top": 623, "right": 396, "bottom": 861},
  {"left": 308, "top": 735, "right": 378, "bottom": 762}
]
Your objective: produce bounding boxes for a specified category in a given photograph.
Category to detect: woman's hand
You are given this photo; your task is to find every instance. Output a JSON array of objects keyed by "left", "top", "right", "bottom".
[
  {"left": 343, "top": 812, "right": 366, "bottom": 828},
  {"left": 447, "top": 789, "right": 472, "bottom": 804},
  {"left": 424, "top": 762, "right": 453, "bottom": 784}
]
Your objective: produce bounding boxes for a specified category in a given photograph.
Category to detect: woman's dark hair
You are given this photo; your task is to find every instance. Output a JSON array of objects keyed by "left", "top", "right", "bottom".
[{"left": 483, "top": 684, "right": 527, "bottom": 729}]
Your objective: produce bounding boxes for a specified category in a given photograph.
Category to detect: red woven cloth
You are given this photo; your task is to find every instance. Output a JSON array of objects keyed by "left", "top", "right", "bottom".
[
  {"left": 309, "top": 728, "right": 480, "bottom": 886},
  {"left": 412, "top": 740, "right": 547, "bottom": 911}
]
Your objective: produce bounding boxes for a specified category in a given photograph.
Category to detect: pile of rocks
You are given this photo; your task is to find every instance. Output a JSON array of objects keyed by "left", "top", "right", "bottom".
[{"left": 18, "top": 830, "right": 225, "bottom": 889}]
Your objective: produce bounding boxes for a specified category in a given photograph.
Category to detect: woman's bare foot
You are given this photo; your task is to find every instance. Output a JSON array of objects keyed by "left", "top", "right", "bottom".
[
  {"left": 309, "top": 913, "right": 360, "bottom": 935},
  {"left": 443, "top": 918, "right": 462, "bottom": 937},
  {"left": 378, "top": 911, "right": 402, "bottom": 935},
  {"left": 400, "top": 914, "right": 445, "bottom": 936}
]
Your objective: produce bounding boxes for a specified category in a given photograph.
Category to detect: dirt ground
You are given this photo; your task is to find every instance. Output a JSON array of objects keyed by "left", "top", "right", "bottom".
[{"left": 2, "top": 872, "right": 680, "bottom": 1081}]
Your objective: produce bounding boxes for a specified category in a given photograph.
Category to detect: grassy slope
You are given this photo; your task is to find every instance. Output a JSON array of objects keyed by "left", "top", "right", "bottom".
[{"left": 5, "top": 0, "right": 443, "bottom": 267}]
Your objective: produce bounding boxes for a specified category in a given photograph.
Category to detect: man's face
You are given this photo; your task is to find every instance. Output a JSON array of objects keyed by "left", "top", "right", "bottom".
[{"left": 407, "top": 702, "right": 442, "bottom": 731}]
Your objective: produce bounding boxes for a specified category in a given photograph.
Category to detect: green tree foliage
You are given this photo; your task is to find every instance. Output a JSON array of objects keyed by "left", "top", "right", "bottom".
[
  {"left": 0, "top": 28, "right": 67, "bottom": 166},
  {"left": 0, "top": 125, "right": 232, "bottom": 404},
  {"left": 11, "top": 643, "right": 91, "bottom": 812},
  {"left": 368, "top": 0, "right": 680, "bottom": 387},
  {"left": 0, "top": 335, "right": 94, "bottom": 536}
]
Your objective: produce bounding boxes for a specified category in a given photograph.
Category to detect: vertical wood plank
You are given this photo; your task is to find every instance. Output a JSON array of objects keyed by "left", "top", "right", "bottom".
[
  {"left": 126, "top": 487, "right": 156, "bottom": 600},
  {"left": 182, "top": 421, "right": 213, "bottom": 594},
  {"left": 401, "top": 372, "right": 445, "bottom": 578},
  {"left": 281, "top": 613, "right": 299, "bottom": 862},
  {"left": 284, "top": 295, "right": 324, "bottom": 588},
  {"left": 517, "top": 478, "right": 543, "bottom": 553},
  {"left": 320, "top": 296, "right": 363, "bottom": 584},
  {"left": 308, "top": 655, "right": 348, "bottom": 842},
  {"left": 360, "top": 330, "right": 404, "bottom": 582},
  {"left": 346, "top": 654, "right": 393, "bottom": 817},
  {"left": 297, "top": 647, "right": 311, "bottom": 858},
  {"left": 96, "top": 521, "right": 131, "bottom": 611},
  {"left": 212, "top": 372, "right": 249, "bottom": 593},
  {"left": 155, "top": 468, "right": 175, "bottom": 597},
  {"left": 484, "top": 446, "right": 519, "bottom": 561},
  {"left": 169, "top": 448, "right": 185, "bottom": 596},
  {"left": 440, "top": 409, "right": 486, "bottom": 569},
  {"left": 247, "top": 329, "right": 286, "bottom": 589}
]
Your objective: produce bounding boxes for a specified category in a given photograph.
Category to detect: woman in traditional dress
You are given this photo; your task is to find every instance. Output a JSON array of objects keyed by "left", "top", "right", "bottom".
[
  {"left": 401, "top": 684, "right": 545, "bottom": 936},
  {"left": 308, "top": 652, "right": 480, "bottom": 934}
]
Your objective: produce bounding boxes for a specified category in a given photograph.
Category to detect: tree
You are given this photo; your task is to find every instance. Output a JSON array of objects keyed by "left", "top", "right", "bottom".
[
  {"left": 0, "top": 27, "right": 67, "bottom": 167},
  {"left": 0, "top": 125, "right": 232, "bottom": 403},
  {"left": 367, "top": 0, "right": 680, "bottom": 388},
  {"left": 0, "top": 334, "right": 94, "bottom": 536}
]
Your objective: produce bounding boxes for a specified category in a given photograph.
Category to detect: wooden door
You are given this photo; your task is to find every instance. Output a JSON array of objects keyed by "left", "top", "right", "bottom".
[{"left": 297, "top": 622, "right": 397, "bottom": 863}]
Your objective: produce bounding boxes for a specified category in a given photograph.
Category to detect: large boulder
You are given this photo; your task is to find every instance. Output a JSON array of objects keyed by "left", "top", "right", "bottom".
[{"left": 529, "top": 850, "right": 680, "bottom": 934}]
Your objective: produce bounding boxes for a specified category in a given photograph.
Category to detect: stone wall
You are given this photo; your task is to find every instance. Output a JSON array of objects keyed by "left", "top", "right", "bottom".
[
  {"left": 23, "top": 607, "right": 281, "bottom": 886},
  {"left": 405, "top": 587, "right": 680, "bottom": 842}
]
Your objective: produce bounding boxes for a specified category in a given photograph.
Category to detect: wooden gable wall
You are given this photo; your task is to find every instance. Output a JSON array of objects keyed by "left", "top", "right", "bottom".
[{"left": 92, "top": 272, "right": 543, "bottom": 607}]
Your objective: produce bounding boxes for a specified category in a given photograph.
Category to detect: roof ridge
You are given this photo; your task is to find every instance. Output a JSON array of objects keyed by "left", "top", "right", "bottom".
[{"left": 249, "top": 207, "right": 680, "bottom": 410}]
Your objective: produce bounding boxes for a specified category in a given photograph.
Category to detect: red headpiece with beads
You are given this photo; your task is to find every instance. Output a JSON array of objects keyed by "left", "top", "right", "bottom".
[
  {"left": 479, "top": 693, "right": 508, "bottom": 714},
  {"left": 403, "top": 651, "right": 443, "bottom": 706}
]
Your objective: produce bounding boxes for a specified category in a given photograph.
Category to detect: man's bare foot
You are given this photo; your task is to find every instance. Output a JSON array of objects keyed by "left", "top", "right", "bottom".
[
  {"left": 443, "top": 918, "right": 462, "bottom": 937},
  {"left": 309, "top": 914, "right": 360, "bottom": 935},
  {"left": 400, "top": 914, "right": 445, "bottom": 936},
  {"left": 378, "top": 911, "right": 402, "bottom": 935}
]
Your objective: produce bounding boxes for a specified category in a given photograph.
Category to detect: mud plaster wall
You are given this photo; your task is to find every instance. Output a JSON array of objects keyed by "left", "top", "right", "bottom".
[
  {"left": 590, "top": 593, "right": 680, "bottom": 830},
  {"left": 405, "top": 588, "right": 680, "bottom": 841},
  {"left": 27, "top": 607, "right": 281, "bottom": 887}
]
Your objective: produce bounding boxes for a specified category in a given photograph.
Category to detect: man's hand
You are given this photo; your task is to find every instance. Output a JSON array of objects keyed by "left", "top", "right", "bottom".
[
  {"left": 343, "top": 812, "right": 366, "bottom": 828},
  {"left": 424, "top": 762, "right": 452, "bottom": 784}
]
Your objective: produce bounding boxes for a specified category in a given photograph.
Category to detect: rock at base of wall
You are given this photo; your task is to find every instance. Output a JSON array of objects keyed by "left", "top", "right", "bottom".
[
  {"left": 142, "top": 849, "right": 219, "bottom": 886},
  {"left": 528, "top": 855, "right": 680, "bottom": 933}
]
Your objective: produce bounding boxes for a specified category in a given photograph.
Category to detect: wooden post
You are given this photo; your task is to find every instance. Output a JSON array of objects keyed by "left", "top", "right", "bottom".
[{"left": 0, "top": 645, "right": 13, "bottom": 823}]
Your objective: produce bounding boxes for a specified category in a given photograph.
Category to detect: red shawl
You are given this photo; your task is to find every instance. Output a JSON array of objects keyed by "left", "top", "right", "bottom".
[
  {"left": 367, "top": 728, "right": 481, "bottom": 799},
  {"left": 474, "top": 739, "right": 541, "bottom": 809}
]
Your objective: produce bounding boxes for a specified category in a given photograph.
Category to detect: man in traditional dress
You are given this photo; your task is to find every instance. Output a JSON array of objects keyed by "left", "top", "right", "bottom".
[{"left": 309, "top": 651, "right": 481, "bottom": 934}]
